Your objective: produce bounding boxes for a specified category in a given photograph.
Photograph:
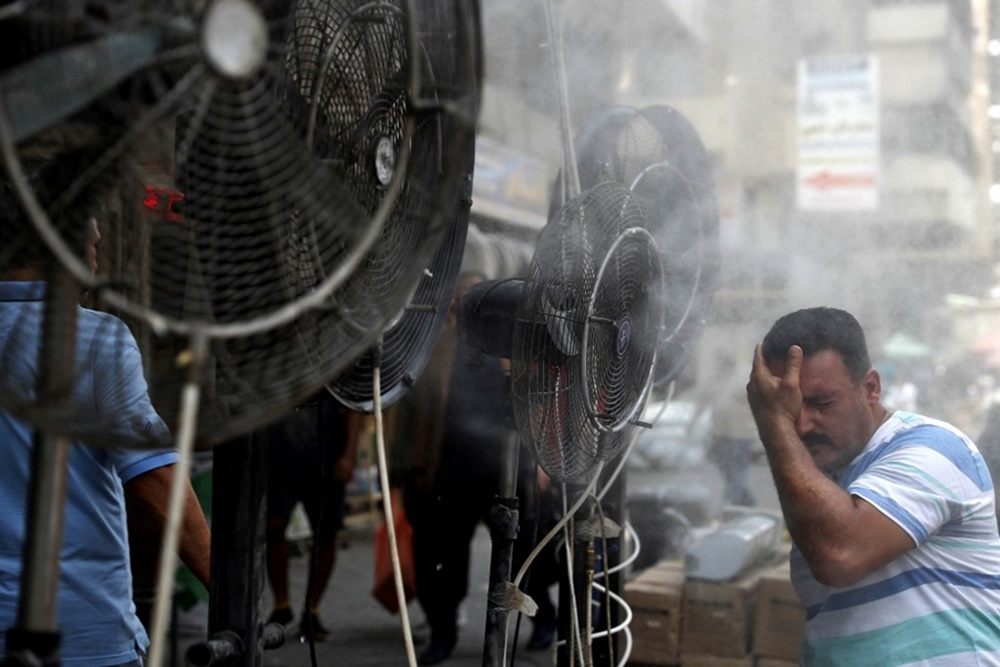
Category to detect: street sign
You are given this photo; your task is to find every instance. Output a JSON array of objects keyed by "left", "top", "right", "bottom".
[{"left": 796, "top": 54, "right": 880, "bottom": 211}]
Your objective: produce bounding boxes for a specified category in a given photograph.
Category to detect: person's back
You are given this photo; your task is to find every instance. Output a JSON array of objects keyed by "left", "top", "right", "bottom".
[{"left": 0, "top": 284, "right": 175, "bottom": 664}]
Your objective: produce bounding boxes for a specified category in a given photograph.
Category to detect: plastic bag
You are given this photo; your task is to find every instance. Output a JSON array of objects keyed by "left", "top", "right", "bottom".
[{"left": 371, "top": 490, "right": 416, "bottom": 613}]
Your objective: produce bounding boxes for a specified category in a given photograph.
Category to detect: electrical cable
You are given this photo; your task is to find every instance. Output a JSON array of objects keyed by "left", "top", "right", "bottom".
[
  {"left": 596, "top": 520, "right": 640, "bottom": 579},
  {"left": 530, "top": 380, "right": 672, "bottom": 666},
  {"left": 552, "top": 582, "right": 633, "bottom": 656},
  {"left": 511, "top": 462, "right": 604, "bottom": 591},
  {"left": 502, "top": 462, "right": 606, "bottom": 663},
  {"left": 618, "top": 621, "right": 633, "bottom": 667},
  {"left": 369, "top": 338, "right": 418, "bottom": 667},
  {"left": 585, "top": 584, "right": 633, "bottom": 644}
]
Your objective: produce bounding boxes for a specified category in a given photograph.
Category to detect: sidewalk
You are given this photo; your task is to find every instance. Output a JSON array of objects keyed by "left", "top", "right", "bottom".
[
  {"left": 175, "top": 521, "right": 553, "bottom": 667},
  {"left": 263, "top": 522, "right": 550, "bottom": 667}
]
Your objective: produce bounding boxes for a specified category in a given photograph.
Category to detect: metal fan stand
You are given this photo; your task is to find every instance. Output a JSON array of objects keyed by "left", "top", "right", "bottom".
[
  {"left": 481, "top": 418, "right": 521, "bottom": 667},
  {"left": 3, "top": 265, "right": 79, "bottom": 667}
]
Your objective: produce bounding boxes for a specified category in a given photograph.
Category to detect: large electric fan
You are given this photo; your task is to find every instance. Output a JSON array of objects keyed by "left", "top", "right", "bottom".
[
  {"left": 308, "top": 0, "right": 479, "bottom": 413},
  {"left": 510, "top": 181, "right": 664, "bottom": 484},
  {"left": 0, "top": 0, "right": 481, "bottom": 447},
  {"left": 0, "top": 2, "right": 479, "bottom": 666},
  {"left": 566, "top": 105, "right": 719, "bottom": 387}
]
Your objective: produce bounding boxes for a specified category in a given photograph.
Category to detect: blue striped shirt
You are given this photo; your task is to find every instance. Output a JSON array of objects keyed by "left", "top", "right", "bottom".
[
  {"left": 0, "top": 281, "right": 176, "bottom": 665},
  {"left": 791, "top": 411, "right": 1000, "bottom": 666}
]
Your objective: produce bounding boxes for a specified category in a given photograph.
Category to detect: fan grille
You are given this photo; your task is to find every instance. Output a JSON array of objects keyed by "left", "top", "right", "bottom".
[
  {"left": 0, "top": 0, "right": 480, "bottom": 446},
  {"left": 511, "top": 182, "right": 663, "bottom": 483},
  {"left": 569, "top": 105, "right": 719, "bottom": 386}
]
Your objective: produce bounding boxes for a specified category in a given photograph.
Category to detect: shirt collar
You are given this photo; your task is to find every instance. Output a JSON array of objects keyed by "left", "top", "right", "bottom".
[{"left": 0, "top": 281, "right": 46, "bottom": 302}]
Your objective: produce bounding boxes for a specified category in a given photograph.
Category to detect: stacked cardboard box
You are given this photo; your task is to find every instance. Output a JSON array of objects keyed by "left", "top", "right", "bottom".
[
  {"left": 680, "top": 656, "right": 753, "bottom": 667},
  {"left": 624, "top": 560, "right": 686, "bottom": 665},
  {"left": 752, "top": 561, "right": 805, "bottom": 663},
  {"left": 679, "top": 567, "right": 762, "bottom": 664},
  {"left": 626, "top": 553, "right": 805, "bottom": 667}
]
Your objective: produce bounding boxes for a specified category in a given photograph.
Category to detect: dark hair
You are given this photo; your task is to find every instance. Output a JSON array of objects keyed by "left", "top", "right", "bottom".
[{"left": 761, "top": 307, "right": 871, "bottom": 382}]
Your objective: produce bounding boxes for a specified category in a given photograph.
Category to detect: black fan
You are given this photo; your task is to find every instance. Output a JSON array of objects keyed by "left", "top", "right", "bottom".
[
  {"left": 0, "top": 2, "right": 480, "bottom": 666},
  {"left": 0, "top": 0, "right": 481, "bottom": 446},
  {"left": 510, "top": 181, "right": 664, "bottom": 483},
  {"left": 565, "top": 104, "right": 720, "bottom": 386},
  {"left": 327, "top": 0, "right": 480, "bottom": 410}
]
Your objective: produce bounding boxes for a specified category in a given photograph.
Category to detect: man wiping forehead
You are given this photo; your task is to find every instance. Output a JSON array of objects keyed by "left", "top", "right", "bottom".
[{"left": 748, "top": 306, "right": 1000, "bottom": 666}]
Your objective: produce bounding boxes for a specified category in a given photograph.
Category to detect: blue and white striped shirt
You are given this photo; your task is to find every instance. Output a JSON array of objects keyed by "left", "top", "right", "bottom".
[{"left": 792, "top": 411, "right": 1000, "bottom": 666}]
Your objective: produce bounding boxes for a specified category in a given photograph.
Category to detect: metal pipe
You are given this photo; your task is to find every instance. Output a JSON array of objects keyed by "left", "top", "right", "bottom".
[
  {"left": 482, "top": 430, "right": 521, "bottom": 667},
  {"left": 184, "top": 630, "right": 244, "bottom": 667},
  {"left": 9, "top": 263, "right": 80, "bottom": 665}
]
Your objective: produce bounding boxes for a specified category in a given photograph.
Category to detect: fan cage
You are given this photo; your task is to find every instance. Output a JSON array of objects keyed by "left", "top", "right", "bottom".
[
  {"left": 511, "top": 182, "right": 664, "bottom": 483},
  {"left": 580, "top": 225, "right": 662, "bottom": 434},
  {"left": 0, "top": 0, "right": 422, "bottom": 339},
  {"left": 562, "top": 105, "right": 720, "bottom": 387},
  {"left": 0, "top": 0, "right": 481, "bottom": 447}
]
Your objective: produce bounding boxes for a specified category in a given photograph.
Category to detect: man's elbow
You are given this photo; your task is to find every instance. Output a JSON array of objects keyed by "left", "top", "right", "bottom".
[{"left": 807, "top": 548, "right": 872, "bottom": 588}]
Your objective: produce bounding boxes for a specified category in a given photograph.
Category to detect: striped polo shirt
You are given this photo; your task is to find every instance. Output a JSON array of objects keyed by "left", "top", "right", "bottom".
[{"left": 791, "top": 411, "right": 1000, "bottom": 666}]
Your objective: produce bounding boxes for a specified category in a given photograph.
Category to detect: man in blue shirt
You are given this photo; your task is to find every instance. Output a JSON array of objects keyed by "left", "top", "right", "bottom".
[{"left": 0, "top": 174, "right": 211, "bottom": 666}]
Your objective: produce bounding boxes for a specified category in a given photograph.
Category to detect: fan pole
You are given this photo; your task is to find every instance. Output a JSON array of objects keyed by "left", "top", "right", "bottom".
[
  {"left": 198, "top": 429, "right": 272, "bottom": 667},
  {"left": 5, "top": 264, "right": 79, "bottom": 667},
  {"left": 146, "top": 332, "right": 209, "bottom": 667},
  {"left": 592, "top": 457, "right": 626, "bottom": 665},
  {"left": 482, "top": 430, "right": 520, "bottom": 667},
  {"left": 542, "top": 0, "right": 580, "bottom": 205}
]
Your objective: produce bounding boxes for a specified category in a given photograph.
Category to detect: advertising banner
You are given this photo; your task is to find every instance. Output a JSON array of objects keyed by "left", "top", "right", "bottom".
[{"left": 796, "top": 54, "right": 880, "bottom": 210}]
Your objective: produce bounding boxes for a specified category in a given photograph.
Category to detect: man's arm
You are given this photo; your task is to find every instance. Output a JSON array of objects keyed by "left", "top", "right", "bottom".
[
  {"left": 747, "top": 344, "right": 913, "bottom": 587},
  {"left": 124, "top": 463, "right": 212, "bottom": 586}
]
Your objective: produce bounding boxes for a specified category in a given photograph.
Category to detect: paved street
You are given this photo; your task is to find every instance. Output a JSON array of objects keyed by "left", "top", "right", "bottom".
[{"left": 171, "top": 459, "right": 780, "bottom": 666}]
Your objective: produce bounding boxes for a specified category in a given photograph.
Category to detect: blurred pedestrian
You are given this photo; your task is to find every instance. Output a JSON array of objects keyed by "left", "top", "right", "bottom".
[
  {"left": 748, "top": 307, "right": 1000, "bottom": 665},
  {"left": 394, "top": 272, "right": 558, "bottom": 665},
  {"left": 264, "top": 392, "right": 362, "bottom": 642}
]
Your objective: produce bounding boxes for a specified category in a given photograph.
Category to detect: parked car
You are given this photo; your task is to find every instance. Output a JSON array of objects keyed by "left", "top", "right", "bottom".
[{"left": 627, "top": 399, "right": 712, "bottom": 470}]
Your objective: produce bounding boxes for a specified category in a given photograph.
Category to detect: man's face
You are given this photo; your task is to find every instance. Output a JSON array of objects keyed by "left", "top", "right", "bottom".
[{"left": 767, "top": 349, "right": 881, "bottom": 476}]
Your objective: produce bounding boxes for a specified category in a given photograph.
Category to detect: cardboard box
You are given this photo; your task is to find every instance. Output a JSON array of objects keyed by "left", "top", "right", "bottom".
[
  {"left": 625, "top": 560, "right": 686, "bottom": 665},
  {"left": 754, "top": 660, "right": 798, "bottom": 667},
  {"left": 680, "top": 655, "right": 754, "bottom": 667},
  {"left": 752, "top": 561, "right": 805, "bottom": 662},
  {"left": 680, "top": 569, "right": 760, "bottom": 658}
]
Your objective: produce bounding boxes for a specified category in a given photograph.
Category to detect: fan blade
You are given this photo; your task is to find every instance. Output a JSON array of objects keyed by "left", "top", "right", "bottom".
[{"left": 0, "top": 28, "right": 177, "bottom": 142}]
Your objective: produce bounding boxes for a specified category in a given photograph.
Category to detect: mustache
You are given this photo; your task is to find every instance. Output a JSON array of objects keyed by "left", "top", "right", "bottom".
[{"left": 802, "top": 433, "right": 834, "bottom": 447}]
